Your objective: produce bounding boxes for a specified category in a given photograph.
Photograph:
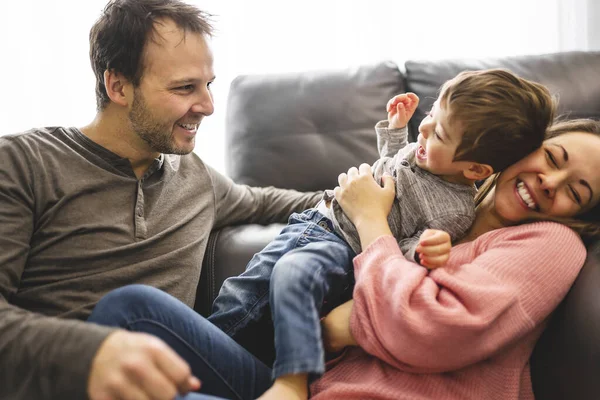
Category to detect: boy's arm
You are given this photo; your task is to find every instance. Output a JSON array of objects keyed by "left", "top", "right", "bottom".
[
  {"left": 375, "top": 122, "right": 409, "bottom": 158},
  {"left": 400, "top": 214, "right": 473, "bottom": 267},
  {"left": 374, "top": 92, "right": 419, "bottom": 158}
]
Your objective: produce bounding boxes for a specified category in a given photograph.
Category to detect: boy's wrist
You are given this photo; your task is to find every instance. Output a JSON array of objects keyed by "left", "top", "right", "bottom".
[{"left": 388, "top": 121, "right": 407, "bottom": 130}]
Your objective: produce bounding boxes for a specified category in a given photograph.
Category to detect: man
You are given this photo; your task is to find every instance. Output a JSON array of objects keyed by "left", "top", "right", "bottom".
[{"left": 0, "top": 1, "right": 321, "bottom": 399}]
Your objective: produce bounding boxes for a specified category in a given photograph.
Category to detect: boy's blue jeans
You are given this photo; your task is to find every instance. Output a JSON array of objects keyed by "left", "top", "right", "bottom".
[
  {"left": 88, "top": 284, "right": 270, "bottom": 400},
  {"left": 208, "top": 208, "right": 356, "bottom": 379}
]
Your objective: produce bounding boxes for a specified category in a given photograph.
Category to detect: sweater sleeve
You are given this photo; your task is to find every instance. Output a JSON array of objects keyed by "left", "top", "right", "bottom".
[
  {"left": 400, "top": 213, "right": 474, "bottom": 264},
  {"left": 207, "top": 165, "right": 323, "bottom": 229},
  {"left": 349, "top": 222, "right": 586, "bottom": 373},
  {"left": 374, "top": 120, "right": 409, "bottom": 158},
  {"left": 0, "top": 137, "right": 115, "bottom": 400}
]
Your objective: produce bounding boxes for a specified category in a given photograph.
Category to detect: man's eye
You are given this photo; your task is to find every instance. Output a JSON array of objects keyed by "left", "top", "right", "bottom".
[
  {"left": 545, "top": 149, "right": 558, "bottom": 168},
  {"left": 177, "top": 85, "right": 194, "bottom": 91},
  {"left": 207, "top": 81, "right": 214, "bottom": 89}
]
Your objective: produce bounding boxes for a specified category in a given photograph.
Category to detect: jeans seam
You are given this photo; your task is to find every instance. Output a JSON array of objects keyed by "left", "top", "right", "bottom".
[
  {"left": 223, "top": 290, "right": 270, "bottom": 336},
  {"left": 125, "top": 318, "right": 245, "bottom": 400}
]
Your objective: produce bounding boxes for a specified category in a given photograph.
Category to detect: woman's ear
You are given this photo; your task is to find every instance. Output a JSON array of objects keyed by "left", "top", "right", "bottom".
[
  {"left": 463, "top": 163, "right": 494, "bottom": 180},
  {"left": 103, "top": 69, "right": 133, "bottom": 107}
]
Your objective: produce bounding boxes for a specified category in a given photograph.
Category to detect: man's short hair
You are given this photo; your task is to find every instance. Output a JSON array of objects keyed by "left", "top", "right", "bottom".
[
  {"left": 439, "top": 69, "right": 556, "bottom": 172},
  {"left": 89, "top": 0, "right": 213, "bottom": 111}
]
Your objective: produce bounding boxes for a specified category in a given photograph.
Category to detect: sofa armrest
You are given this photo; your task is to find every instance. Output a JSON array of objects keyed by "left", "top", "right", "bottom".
[{"left": 195, "top": 223, "right": 284, "bottom": 316}]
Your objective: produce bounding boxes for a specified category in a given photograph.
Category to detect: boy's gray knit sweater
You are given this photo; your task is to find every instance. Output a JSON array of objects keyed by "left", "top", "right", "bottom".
[{"left": 323, "top": 120, "right": 476, "bottom": 260}]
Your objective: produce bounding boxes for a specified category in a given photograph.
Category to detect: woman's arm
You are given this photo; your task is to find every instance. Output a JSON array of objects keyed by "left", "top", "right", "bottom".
[{"left": 349, "top": 224, "right": 585, "bottom": 373}]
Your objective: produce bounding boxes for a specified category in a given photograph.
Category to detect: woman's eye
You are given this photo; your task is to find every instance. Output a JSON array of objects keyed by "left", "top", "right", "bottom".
[
  {"left": 569, "top": 186, "right": 582, "bottom": 205},
  {"left": 434, "top": 131, "right": 443, "bottom": 141},
  {"left": 545, "top": 149, "right": 558, "bottom": 168}
]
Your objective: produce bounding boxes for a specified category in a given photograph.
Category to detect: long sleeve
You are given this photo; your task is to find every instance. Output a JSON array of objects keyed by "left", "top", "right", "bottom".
[
  {"left": 373, "top": 120, "right": 409, "bottom": 159},
  {"left": 399, "top": 213, "right": 474, "bottom": 262},
  {"left": 349, "top": 222, "right": 586, "bottom": 373},
  {"left": 0, "top": 137, "right": 115, "bottom": 400},
  {"left": 208, "top": 164, "right": 322, "bottom": 229}
]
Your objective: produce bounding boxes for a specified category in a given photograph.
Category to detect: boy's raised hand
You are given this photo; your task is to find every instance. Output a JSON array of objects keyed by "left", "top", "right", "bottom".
[
  {"left": 387, "top": 93, "right": 419, "bottom": 129},
  {"left": 415, "top": 229, "right": 451, "bottom": 269}
]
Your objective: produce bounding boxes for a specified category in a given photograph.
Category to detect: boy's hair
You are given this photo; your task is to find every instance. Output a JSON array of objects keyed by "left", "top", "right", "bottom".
[
  {"left": 89, "top": 0, "right": 213, "bottom": 111},
  {"left": 439, "top": 69, "right": 556, "bottom": 172}
]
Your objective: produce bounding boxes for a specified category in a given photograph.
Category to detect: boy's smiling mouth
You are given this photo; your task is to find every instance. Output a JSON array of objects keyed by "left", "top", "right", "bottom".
[{"left": 416, "top": 145, "right": 427, "bottom": 161}]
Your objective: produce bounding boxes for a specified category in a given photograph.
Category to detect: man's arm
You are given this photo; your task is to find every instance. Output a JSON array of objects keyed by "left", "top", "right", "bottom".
[
  {"left": 206, "top": 164, "right": 323, "bottom": 229},
  {"left": 0, "top": 137, "right": 115, "bottom": 399}
]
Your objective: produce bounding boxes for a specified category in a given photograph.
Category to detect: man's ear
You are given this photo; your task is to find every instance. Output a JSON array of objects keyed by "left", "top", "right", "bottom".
[
  {"left": 103, "top": 69, "right": 133, "bottom": 107},
  {"left": 463, "top": 162, "right": 494, "bottom": 180}
]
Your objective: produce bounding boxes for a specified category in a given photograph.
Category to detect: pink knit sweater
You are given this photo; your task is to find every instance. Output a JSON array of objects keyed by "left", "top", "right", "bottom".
[{"left": 310, "top": 222, "right": 586, "bottom": 399}]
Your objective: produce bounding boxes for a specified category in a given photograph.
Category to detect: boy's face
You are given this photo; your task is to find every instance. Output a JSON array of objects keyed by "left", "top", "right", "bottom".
[{"left": 415, "top": 100, "right": 472, "bottom": 183}]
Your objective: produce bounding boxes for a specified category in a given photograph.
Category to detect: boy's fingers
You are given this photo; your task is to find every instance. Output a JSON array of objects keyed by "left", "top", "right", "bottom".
[
  {"left": 419, "top": 243, "right": 451, "bottom": 257},
  {"left": 406, "top": 92, "right": 419, "bottom": 103},
  {"left": 423, "top": 254, "right": 449, "bottom": 267}
]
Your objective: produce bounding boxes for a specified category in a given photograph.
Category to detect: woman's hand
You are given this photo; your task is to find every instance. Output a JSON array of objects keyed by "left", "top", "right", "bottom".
[
  {"left": 334, "top": 163, "right": 396, "bottom": 249},
  {"left": 322, "top": 300, "right": 358, "bottom": 353},
  {"left": 334, "top": 163, "right": 395, "bottom": 227}
]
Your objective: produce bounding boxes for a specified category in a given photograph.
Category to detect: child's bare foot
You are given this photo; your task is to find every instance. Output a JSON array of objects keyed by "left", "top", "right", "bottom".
[{"left": 258, "top": 374, "right": 308, "bottom": 400}]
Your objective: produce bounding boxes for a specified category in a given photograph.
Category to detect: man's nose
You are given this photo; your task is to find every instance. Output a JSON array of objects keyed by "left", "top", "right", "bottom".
[{"left": 192, "top": 89, "right": 214, "bottom": 116}]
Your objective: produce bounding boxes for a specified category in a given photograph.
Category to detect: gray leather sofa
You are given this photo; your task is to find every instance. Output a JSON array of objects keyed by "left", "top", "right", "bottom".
[{"left": 196, "top": 51, "right": 600, "bottom": 399}]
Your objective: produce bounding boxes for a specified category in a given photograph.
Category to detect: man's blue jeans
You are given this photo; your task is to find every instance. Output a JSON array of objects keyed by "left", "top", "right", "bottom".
[
  {"left": 208, "top": 208, "right": 355, "bottom": 379},
  {"left": 88, "top": 284, "right": 270, "bottom": 400}
]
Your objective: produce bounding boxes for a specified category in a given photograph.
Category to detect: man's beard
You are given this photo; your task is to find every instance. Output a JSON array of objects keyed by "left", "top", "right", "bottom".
[{"left": 128, "top": 88, "right": 193, "bottom": 155}]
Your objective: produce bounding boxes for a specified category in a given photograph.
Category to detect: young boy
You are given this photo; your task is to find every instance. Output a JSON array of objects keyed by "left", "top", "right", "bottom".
[{"left": 208, "top": 69, "right": 555, "bottom": 399}]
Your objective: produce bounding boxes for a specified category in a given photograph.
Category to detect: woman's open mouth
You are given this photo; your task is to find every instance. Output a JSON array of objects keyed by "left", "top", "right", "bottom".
[{"left": 515, "top": 179, "right": 539, "bottom": 211}]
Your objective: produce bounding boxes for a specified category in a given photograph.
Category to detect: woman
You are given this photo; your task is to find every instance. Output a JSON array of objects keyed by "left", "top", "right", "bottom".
[
  {"left": 89, "top": 119, "right": 600, "bottom": 400},
  {"left": 312, "top": 118, "right": 600, "bottom": 400}
]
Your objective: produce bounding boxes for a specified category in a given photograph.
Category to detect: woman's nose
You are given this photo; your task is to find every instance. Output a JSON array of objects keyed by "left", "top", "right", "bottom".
[
  {"left": 538, "top": 171, "right": 567, "bottom": 199},
  {"left": 538, "top": 175, "right": 556, "bottom": 198}
]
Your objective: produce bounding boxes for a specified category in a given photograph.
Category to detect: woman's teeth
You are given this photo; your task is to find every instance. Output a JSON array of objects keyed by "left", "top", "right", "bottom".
[{"left": 517, "top": 181, "right": 537, "bottom": 210}]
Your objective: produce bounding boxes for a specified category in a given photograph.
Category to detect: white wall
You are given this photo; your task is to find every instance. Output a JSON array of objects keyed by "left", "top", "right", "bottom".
[{"left": 0, "top": 0, "right": 593, "bottom": 173}]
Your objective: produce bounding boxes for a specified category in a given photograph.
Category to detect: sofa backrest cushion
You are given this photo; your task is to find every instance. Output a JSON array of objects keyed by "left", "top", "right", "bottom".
[
  {"left": 405, "top": 51, "right": 600, "bottom": 142},
  {"left": 225, "top": 61, "right": 404, "bottom": 190}
]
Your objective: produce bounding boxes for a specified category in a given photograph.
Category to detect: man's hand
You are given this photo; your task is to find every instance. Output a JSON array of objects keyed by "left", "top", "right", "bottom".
[
  {"left": 387, "top": 93, "right": 419, "bottom": 129},
  {"left": 322, "top": 300, "right": 358, "bottom": 353},
  {"left": 88, "top": 330, "right": 200, "bottom": 400},
  {"left": 416, "top": 229, "right": 452, "bottom": 269}
]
